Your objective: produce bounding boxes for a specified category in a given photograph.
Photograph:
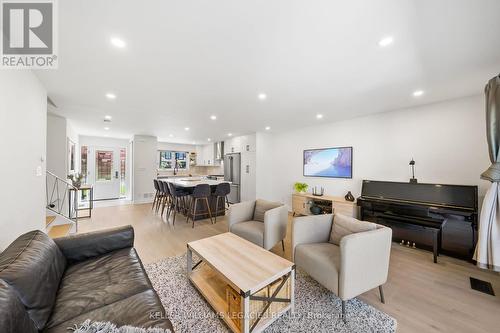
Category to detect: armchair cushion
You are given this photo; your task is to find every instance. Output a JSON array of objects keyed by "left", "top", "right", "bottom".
[
  {"left": 329, "top": 214, "right": 376, "bottom": 245},
  {"left": 230, "top": 221, "right": 264, "bottom": 247},
  {"left": 253, "top": 199, "right": 283, "bottom": 222},
  {"left": 294, "top": 243, "right": 341, "bottom": 294}
]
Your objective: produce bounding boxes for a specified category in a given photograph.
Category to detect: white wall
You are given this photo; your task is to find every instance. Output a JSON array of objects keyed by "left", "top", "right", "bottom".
[
  {"left": 132, "top": 135, "right": 158, "bottom": 203},
  {"left": 256, "top": 132, "right": 275, "bottom": 200},
  {"left": 47, "top": 113, "right": 67, "bottom": 179},
  {"left": 267, "top": 95, "right": 490, "bottom": 209},
  {"left": 0, "top": 71, "right": 47, "bottom": 249},
  {"left": 157, "top": 141, "right": 195, "bottom": 152}
]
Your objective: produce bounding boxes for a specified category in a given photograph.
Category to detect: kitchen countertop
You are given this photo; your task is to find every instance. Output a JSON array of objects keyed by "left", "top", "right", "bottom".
[{"left": 162, "top": 177, "right": 230, "bottom": 188}]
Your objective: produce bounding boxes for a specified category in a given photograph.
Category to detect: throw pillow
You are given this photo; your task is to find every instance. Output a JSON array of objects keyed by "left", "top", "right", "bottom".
[{"left": 329, "top": 213, "right": 377, "bottom": 245}]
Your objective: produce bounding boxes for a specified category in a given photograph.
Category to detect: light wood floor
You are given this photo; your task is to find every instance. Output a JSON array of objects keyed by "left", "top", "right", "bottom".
[{"left": 78, "top": 203, "right": 500, "bottom": 333}]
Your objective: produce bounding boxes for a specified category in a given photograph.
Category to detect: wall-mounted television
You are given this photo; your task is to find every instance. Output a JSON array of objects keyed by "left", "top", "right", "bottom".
[{"left": 303, "top": 146, "right": 353, "bottom": 178}]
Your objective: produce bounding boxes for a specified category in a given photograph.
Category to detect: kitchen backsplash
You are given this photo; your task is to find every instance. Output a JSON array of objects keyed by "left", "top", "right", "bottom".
[{"left": 157, "top": 165, "right": 224, "bottom": 177}]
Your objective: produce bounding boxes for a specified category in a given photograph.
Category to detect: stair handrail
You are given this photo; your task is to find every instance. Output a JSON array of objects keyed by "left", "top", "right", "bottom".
[{"left": 46, "top": 170, "right": 78, "bottom": 232}]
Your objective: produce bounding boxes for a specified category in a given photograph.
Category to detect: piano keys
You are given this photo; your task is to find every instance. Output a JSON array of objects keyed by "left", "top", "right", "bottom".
[{"left": 357, "top": 180, "right": 478, "bottom": 262}]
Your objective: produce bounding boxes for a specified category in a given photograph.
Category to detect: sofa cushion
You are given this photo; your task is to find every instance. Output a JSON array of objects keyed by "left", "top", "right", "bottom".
[
  {"left": 231, "top": 221, "right": 264, "bottom": 247},
  {"left": 329, "top": 214, "right": 376, "bottom": 245},
  {"left": 46, "top": 247, "right": 152, "bottom": 328},
  {"left": 0, "top": 279, "right": 38, "bottom": 333},
  {"left": 0, "top": 230, "right": 66, "bottom": 330},
  {"left": 43, "top": 290, "right": 173, "bottom": 333},
  {"left": 253, "top": 199, "right": 283, "bottom": 222},
  {"left": 295, "top": 243, "right": 341, "bottom": 294}
]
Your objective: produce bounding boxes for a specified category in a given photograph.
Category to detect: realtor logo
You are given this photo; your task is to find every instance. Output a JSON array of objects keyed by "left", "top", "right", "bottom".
[{"left": 1, "top": 0, "right": 58, "bottom": 68}]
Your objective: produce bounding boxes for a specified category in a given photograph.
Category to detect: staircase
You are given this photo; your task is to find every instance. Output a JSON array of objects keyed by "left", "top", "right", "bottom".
[{"left": 46, "top": 171, "right": 78, "bottom": 238}]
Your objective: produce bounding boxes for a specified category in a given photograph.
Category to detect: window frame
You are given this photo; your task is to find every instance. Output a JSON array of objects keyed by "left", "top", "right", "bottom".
[{"left": 158, "top": 150, "right": 188, "bottom": 170}]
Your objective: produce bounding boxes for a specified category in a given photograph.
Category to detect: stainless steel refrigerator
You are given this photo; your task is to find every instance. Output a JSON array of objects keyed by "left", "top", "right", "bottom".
[{"left": 224, "top": 153, "right": 241, "bottom": 203}]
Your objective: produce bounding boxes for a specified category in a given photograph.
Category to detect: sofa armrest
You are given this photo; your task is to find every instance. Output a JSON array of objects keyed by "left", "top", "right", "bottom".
[
  {"left": 228, "top": 200, "right": 256, "bottom": 230},
  {"left": 263, "top": 206, "right": 288, "bottom": 250},
  {"left": 53, "top": 225, "right": 135, "bottom": 263},
  {"left": 291, "top": 214, "right": 333, "bottom": 261},
  {"left": 339, "top": 226, "right": 392, "bottom": 300}
]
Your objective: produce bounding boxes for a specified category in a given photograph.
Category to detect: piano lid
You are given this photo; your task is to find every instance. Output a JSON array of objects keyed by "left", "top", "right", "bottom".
[{"left": 360, "top": 180, "right": 478, "bottom": 210}]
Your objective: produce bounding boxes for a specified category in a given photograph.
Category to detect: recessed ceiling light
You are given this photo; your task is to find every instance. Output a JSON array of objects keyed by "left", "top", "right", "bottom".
[
  {"left": 110, "top": 37, "right": 126, "bottom": 48},
  {"left": 207, "top": 138, "right": 211, "bottom": 142},
  {"left": 378, "top": 36, "right": 394, "bottom": 47},
  {"left": 105, "top": 93, "right": 116, "bottom": 99},
  {"left": 412, "top": 90, "right": 425, "bottom": 97},
  {"left": 104, "top": 115, "right": 112, "bottom": 120},
  {"left": 265, "top": 126, "right": 271, "bottom": 130},
  {"left": 210, "top": 115, "right": 217, "bottom": 120},
  {"left": 169, "top": 134, "right": 174, "bottom": 138},
  {"left": 104, "top": 127, "right": 110, "bottom": 130},
  {"left": 228, "top": 133, "right": 233, "bottom": 137},
  {"left": 192, "top": 141, "right": 196, "bottom": 144},
  {"left": 184, "top": 127, "right": 190, "bottom": 131},
  {"left": 258, "top": 93, "right": 267, "bottom": 100},
  {"left": 316, "top": 114, "right": 323, "bottom": 119}
]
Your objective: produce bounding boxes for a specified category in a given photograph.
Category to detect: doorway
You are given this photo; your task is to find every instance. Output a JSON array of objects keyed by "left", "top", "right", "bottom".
[{"left": 81, "top": 146, "right": 127, "bottom": 200}]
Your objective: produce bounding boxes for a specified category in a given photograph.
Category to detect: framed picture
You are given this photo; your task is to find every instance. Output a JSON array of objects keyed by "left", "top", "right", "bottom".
[{"left": 303, "top": 146, "right": 353, "bottom": 178}]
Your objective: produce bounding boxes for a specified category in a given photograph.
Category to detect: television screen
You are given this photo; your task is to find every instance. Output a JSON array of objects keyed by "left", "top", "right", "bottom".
[{"left": 303, "top": 147, "right": 352, "bottom": 178}]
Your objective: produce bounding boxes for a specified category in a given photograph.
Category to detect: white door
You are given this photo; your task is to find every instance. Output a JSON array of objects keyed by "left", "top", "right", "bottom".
[{"left": 90, "top": 147, "right": 121, "bottom": 200}]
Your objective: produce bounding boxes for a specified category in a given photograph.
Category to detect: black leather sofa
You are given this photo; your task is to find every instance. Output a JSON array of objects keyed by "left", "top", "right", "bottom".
[{"left": 0, "top": 225, "right": 173, "bottom": 333}]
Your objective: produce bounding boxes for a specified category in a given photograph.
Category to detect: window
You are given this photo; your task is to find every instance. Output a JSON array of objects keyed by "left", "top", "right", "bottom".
[
  {"left": 81, "top": 146, "right": 88, "bottom": 183},
  {"left": 96, "top": 150, "right": 113, "bottom": 181},
  {"left": 158, "top": 150, "right": 188, "bottom": 170},
  {"left": 120, "top": 148, "right": 126, "bottom": 197}
]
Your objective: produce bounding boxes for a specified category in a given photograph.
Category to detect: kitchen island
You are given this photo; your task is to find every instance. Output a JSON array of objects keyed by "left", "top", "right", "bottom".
[{"left": 159, "top": 177, "right": 230, "bottom": 221}]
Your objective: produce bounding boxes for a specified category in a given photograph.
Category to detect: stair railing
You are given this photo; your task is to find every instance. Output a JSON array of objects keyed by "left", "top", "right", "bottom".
[{"left": 46, "top": 171, "right": 78, "bottom": 232}]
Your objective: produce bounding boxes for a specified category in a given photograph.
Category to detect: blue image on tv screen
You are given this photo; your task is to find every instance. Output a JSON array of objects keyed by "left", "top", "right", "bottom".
[{"left": 303, "top": 147, "right": 352, "bottom": 178}]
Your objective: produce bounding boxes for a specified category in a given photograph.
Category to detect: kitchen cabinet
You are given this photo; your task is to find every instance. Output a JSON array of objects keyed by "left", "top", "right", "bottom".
[
  {"left": 240, "top": 151, "right": 256, "bottom": 201},
  {"left": 225, "top": 134, "right": 256, "bottom": 154},
  {"left": 240, "top": 134, "right": 256, "bottom": 152},
  {"left": 224, "top": 137, "right": 241, "bottom": 154},
  {"left": 196, "top": 144, "right": 215, "bottom": 166}
]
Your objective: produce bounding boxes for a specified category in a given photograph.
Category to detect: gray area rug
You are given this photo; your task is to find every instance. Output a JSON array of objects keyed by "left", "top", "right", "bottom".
[
  {"left": 145, "top": 254, "right": 397, "bottom": 333},
  {"left": 70, "top": 319, "right": 171, "bottom": 333}
]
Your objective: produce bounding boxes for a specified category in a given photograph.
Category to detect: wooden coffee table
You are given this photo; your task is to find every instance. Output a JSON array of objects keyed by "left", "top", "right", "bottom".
[{"left": 187, "top": 232, "right": 295, "bottom": 333}]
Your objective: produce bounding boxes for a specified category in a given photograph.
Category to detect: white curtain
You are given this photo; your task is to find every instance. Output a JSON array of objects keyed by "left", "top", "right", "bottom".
[
  {"left": 474, "top": 75, "right": 500, "bottom": 271},
  {"left": 474, "top": 182, "right": 500, "bottom": 271}
]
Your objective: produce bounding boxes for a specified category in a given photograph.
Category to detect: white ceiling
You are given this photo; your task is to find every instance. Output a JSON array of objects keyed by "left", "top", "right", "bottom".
[{"left": 37, "top": 0, "right": 500, "bottom": 143}]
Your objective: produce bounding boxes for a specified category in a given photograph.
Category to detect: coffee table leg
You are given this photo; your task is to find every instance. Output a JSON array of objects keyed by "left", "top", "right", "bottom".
[
  {"left": 241, "top": 294, "right": 250, "bottom": 333},
  {"left": 187, "top": 246, "right": 192, "bottom": 275},
  {"left": 290, "top": 267, "right": 296, "bottom": 315}
]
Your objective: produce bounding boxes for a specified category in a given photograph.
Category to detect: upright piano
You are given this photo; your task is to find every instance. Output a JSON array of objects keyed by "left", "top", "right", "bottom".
[{"left": 357, "top": 180, "right": 478, "bottom": 262}]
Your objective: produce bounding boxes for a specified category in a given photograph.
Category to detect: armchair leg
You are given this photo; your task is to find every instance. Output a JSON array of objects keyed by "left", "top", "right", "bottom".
[
  {"left": 281, "top": 240, "right": 285, "bottom": 252},
  {"left": 341, "top": 300, "right": 347, "bottom": 323},
  {"left": 379, "top": 285, "right": 385, "bottom": 304}
]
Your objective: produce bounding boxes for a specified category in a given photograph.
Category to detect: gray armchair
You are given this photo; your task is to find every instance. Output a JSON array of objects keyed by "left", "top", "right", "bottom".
[
  {"left": 292, "top": 214, "right": 392, "bottom": 322},
  {"left": 228, "top": 199, "right": 288, "bottom": 251}
]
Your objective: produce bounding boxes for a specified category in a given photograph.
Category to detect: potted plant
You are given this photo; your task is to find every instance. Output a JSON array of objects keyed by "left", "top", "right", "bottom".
[
  {"left": 67, "top": 173, "right": 83, "bottom": 189},
  {"left": 293, "top": 182, "right": 308, "bottom": 193}
]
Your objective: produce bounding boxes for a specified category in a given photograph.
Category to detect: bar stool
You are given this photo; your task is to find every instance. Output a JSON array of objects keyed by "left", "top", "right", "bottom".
[
  {"left": 159, "top": 181, "right": 171, "bottom": 218},
  {"left": 212, "top": 182, "right": 230, "bottom": 223},
  {"left": 152, "top": 179, "right": 161, "bottom": 211},
  {"left": 156, "top": 180, "right": 167, "bottom": 214},
  {"left": 167, "top": 182, "right": 188, "bottom": 225},
  {"left": 186, "top": 184, "right": 213, "bottom": 228}
]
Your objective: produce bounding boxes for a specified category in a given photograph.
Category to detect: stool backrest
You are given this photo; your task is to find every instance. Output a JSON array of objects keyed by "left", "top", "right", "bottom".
[
  {"left": 168, "top": 182, "right": 180, "bottom": 198},
  {"left": 153, "top": 179, "right": 160, "bottom": 191},
  {"left": 192, "top": 184, "right": 211, "bottom": 198},
  {"left": 214, "top": 182, "right": 230, "bottom": 197}
]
